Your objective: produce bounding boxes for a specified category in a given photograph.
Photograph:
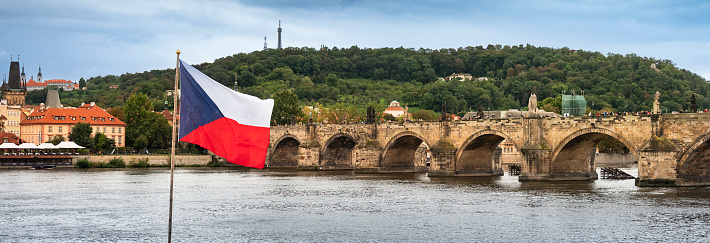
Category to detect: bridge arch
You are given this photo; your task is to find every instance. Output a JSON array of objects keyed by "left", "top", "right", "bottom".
[
  {"left": 320, "top": 133, "right": 358, "bottom": 169},
  {"left": 380, "top": 131, "right": 432, "bottom": 172},
  {"left": 676, "top": 133, "right": 710, "bottom": 185},
  {"left": 455, "top": 130, "right": 516, "bottom": 176},
  {"left": 269, "top": 134, "right": 302, "bottom": 168},
  {"left": 550, "top": 127, "right": 637, "bottom": 179}
]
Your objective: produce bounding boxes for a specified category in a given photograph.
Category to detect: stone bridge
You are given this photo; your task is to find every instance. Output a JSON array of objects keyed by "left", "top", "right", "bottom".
[{"left": 268, "top": 114, "right": 710, "bottom": 186}]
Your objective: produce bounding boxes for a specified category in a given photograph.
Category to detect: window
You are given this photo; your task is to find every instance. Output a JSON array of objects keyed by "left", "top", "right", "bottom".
[
  {"left": 48, "top": 126, "right": 52, "bottom": 132},
  {"left": 118, "top": 137, "right": 121, "bottom": 145},
  {"left": 81, "top": 117, "right": 86, "bottom": 121},
  {"left": 118, "top": 128, "right": 122, "bottom": 133},
  {"left": 109, "top": 118, "right": 114, "bottom": 122},
  {"left": 112, "top": 127, "right": 115, "bottom": 133},
  {"left": 3, "top": 138, "right": 7, "bottom": 143},
  {"left": 92, "top": 117, "right": 97, "bottom": 121},
  {"left": 59, "top": 126, "right": 63, "bottom": 132},
  {"left": 100, "top": 117, "right": 105, "bottom": 121},
  {"left": 71, "top": 116, "right": 76, "bottom": 120},
  {"left": 103, "top": 127, "right": 106, "bottom": 133}
]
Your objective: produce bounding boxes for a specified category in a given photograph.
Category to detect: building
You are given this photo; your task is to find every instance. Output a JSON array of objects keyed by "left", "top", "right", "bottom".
[
  {"left": 45, "top": 90, "right": 62, "bottom": 108},
  {"left": 561, "top": 93, "right": 587, "bottom": 117},
  {"left": 20, "top": 102, "right": 126, "bottom": 146},
  {"left": 5, "top": 104, "right": 23, "bottom": 137},
  {"left": 384, "top": 101, "right": 407, "bottom": 118},
  {"left": 0, "top": 131, "right": 23, "bottom": 144},
  {"left": 25, "top": 79, "right": 79, "bottom": 91},
  {"left": 499, "top": 139, "right": 522, "bottom": 165},
  {"left": 445, "top": 73, "right": 473, "bottom": 81},
  {"left": 2, "top": 60, "right": 27, "bottom": 107},
  {"left": 160, "top": 109, "right": 179, "bottom": 127},
  {"left": 24, "top": 79, "right": 46, "bottom": 91}
]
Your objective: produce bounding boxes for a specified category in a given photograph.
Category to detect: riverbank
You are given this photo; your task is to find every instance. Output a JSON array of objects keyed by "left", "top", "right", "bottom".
[{"left": 0, "top": 154, "right": 213, "bottom": 169}]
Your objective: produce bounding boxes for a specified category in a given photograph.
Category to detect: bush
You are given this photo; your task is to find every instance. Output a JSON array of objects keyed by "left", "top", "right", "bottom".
[
  {"left": 108, "top": 157, "right": 126, "bottom": 168},
  {"left": 76, "top": 158, "right": 91, "bottom": 168},
  {"left": 129, "top": 158, "right": 151, "bottom": 168}
]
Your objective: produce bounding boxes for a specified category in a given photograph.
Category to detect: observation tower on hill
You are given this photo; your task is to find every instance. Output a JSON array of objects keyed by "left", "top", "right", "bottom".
[{"left": 277, "top": 20, "right": 282, "bottom": 49}]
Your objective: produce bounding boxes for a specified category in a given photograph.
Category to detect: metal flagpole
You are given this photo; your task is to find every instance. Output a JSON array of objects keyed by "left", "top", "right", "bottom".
[{"left": 168, "top": 50, "right": 180, "bottom": 242}]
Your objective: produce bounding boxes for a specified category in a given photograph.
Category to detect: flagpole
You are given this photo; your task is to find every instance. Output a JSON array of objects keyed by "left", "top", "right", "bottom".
[{"left": 168, "top": 50, "right": 180, "bottom": 242}]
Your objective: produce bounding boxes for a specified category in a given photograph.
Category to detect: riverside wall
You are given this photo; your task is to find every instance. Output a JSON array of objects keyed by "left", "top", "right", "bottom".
[{"left": 77, "top": 155, "right": 212, "bottom": 166}]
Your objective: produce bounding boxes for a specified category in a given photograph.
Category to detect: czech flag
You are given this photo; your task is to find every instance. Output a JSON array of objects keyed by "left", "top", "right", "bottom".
[{"left": 178, "top": 60, "right": 274, "bottom": 169}]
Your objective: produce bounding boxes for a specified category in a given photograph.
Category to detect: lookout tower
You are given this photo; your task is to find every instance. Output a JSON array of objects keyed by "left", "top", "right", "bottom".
[{"left": 277, "top": 20, "right": 282, "bottom": 49}]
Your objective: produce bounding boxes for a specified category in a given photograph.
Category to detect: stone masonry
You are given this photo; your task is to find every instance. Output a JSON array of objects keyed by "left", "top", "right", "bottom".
[{"left": 269, "top": 113, "right": 710, "bottom": 186}]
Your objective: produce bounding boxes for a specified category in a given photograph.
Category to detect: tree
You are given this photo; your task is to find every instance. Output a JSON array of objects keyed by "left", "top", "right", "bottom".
[
  {"left": 68, "top": 122, "right": 93, "bottom": 148},
  {"left": 383, "top": 113, "right": 396, "bottom": 121},
  {"left": 92, "top": 132, "right": 116, "bottom": 151},
  {"left": 79, "top": 77, "right": 86, "bottom": 89},
  {"left": 48, "top": 135, "right": 65, "bottom": 145},
  {"left": 143, "top": 112, "right": 172, "bottom": 149},
  {"left": 133, "top": 134, "right": 148, "bottom": 150},
  {"left": 271, "top": 89, "right": 302, "bottom": 125},
  {"left": 106, "top": 107, "right": 125, "bottom": 122},
  {"left": 411, "top": 109, "right": 437, "bottom": 121},
  {"left": 124, "top": 93, "right": 153, "bottom": 147}
]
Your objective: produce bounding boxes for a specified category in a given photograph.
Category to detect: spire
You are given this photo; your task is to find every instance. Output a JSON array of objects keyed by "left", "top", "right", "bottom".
[
  {"left": 277, "top": 20, "right": 282, "bottom": 49},
  {"left": 264, "top": 36, "right": 267, "bottom": 50},
  {"left": 37, "top": 64, "right": 42, "bottom": 83},
  {"left": 21, "top": 64, "right": 26, "bottom": 85}
]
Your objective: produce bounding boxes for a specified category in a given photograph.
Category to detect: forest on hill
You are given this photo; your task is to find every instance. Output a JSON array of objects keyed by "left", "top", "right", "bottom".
[{"left": 27, "top": 44, "right": 710, "bottom": 121}]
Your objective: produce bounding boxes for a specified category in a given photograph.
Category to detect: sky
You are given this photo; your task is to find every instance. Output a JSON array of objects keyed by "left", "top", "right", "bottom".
[{"left": 1, "top": 0, "right": 709, "bottom": 83}]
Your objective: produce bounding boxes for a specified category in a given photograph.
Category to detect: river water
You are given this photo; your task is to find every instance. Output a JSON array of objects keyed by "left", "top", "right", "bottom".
[{"left": 1, "top": 167, "right": 709, "bottom": 242}]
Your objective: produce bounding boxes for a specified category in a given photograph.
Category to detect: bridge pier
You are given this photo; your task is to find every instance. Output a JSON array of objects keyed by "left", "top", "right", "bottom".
[
  {"left": 518, "top": 149, "right": 552, "bottom": 181},
  {"left": 427, "top": 147, "right": 457, "bottom": 177},
  {"left": 636, "top": 151, "right": 680, "bottom": 186},
  {"left": 353, "top": 146, "right": 383, "bottom": 174},
  {"left": 296, "top": 146, "right": 320, "bottom": 170}
]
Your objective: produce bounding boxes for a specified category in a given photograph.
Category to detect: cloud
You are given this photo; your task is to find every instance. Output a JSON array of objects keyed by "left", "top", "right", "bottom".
[{"left": 1, "top": 0, "right": 709, "bottom": 82}]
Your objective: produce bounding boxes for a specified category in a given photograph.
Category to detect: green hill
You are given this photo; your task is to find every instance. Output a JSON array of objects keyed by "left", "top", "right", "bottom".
[{"left": 30, "top": 44, "right": 709, "bottom": 117}]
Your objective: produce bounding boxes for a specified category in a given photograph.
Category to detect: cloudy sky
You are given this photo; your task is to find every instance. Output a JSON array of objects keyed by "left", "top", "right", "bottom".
[{"left": 1, "top": 0, "right": 709, "bottom": 83}]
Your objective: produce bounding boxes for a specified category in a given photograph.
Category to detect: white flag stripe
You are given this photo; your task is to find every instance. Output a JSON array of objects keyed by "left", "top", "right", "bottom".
[{"left": 181, "top": 61, "right": 274, "bottom": 128}]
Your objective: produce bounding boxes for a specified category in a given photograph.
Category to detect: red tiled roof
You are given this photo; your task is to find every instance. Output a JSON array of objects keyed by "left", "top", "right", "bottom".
[
  {"left": 25, "top": 79, "right": 47, "bottom": 87},
  {"left": 45, "top": 79, "right": 73, "bottom": 84},
  {"left": 0, "top": 132, "right": 22, "bottom": 144},
  {"left": 25, "top": 79, "right": 76, "bottom": 87},
  {"left": 20, "top": 105, "right": 126, "bottom": 126},
  {"left": 160, "top": 110, "right": 173, "bottom": 119}
]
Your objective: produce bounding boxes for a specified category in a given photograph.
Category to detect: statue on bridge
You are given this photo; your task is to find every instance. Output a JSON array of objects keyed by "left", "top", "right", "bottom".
[
  {"left": 691, "top": 93, "right": 697, "bottom": 113},
  {"left": 528, "top": 91, "right": 538, "bottom": 117},
  {"left": 477, "top": 104, "right": 484, "bottom": 119},
  {"left": 653, "top": 91, "right": 661, "bottom": 114},
  {"left": 366, "top": 105, "right": 376, "bottom": 123}
]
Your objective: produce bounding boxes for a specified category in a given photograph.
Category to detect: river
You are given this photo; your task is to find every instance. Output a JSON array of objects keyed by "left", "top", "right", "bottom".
[{"left": 1, "top": 167, "right": 709, "bottom": 242}]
